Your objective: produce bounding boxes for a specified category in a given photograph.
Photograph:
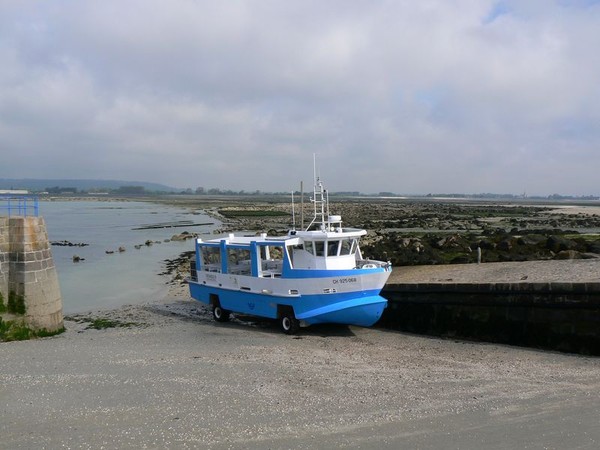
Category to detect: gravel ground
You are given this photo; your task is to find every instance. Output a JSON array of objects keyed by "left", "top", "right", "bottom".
[
  {"left": 2, "top": 284, "right": 600, "bottom": 449},
  {"left": 388, "top": 258, "right": 600, "bottom": 284}
]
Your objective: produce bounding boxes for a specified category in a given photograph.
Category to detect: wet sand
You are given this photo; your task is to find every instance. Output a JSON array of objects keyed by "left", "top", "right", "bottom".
[{"left": 2, "top": 285, "right": 600, "bottom": 449}]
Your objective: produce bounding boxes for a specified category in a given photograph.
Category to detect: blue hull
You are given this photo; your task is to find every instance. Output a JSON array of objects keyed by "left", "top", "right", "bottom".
[{"left": 188, "top": 282, "right": 387, "bottom": 328}]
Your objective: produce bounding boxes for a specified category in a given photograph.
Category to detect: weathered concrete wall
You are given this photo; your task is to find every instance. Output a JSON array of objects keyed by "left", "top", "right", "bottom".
[
  {"left": 381, "top": 282, "right": 600, "bottom": 355},
  {"left": 0, "top": 216, "right": 63, "bottom": 331}
]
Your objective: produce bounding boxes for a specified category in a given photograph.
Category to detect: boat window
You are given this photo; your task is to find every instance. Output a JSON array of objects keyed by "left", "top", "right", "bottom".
[
  {"left": 314, "top": 241, "right": 325, "bottom": 257},
  {"left": 260, "top": 245, "right": 269, "bottom": 260},
  {"left": 304, "top": 241, "right": 314, "bottom": 255},
  {"left": 327, "top": 240, "right": 340, "bottom": 257},
  {"left": 269, "top": 246, "right": 283, "bottom": 260},
  {"left": 227, "top": 248, "right": 251, "bottom": 275},
  {"left": 350, "top": 239, "right": 358, "bottom": 255},
  {"left": 340, "top": 239, "right": 352, "bottom": 255},
  {"left": 201, "top": 246, "right": 221, "bottom": 272},
  {"left": 260, "top": 244, "right": 286, "bottom": 274}
]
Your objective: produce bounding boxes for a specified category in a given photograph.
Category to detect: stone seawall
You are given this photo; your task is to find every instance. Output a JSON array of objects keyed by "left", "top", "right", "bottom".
[
  {"left": 0, "top": 216, "right": 63, "bottom": 332},
  {"left": 381, "top": 260, "right": 600, "bottom": 355}
]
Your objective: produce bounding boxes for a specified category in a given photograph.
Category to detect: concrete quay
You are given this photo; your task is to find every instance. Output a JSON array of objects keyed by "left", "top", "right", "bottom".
[{"left": 381, "top": 259, "right": 600, "bottom": 355}]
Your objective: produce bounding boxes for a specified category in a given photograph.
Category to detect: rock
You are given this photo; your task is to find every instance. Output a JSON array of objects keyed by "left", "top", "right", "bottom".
[
  {"left": 497, "top": 238, "right": 514, "bottom": 251},
  {"left": 52, "top": 240, "right": 89, "bottom": 247},
  {"left": 517, "top": 235, "right": 547, "bottom": 246},
  {"left": 581, "top": 253, "right": 600, "bottom": 259},
  {"left": 587, "top": 241, "right": 600, "bottom": 254},
  {"left": 477, "top": 239, "right": 496, "bottom": 250},
  {"left": 547, "top": 236, "right": 578, "bottom": 252},
  {"left": 555, "top": 250, "right": 582, "bottom": 260}
]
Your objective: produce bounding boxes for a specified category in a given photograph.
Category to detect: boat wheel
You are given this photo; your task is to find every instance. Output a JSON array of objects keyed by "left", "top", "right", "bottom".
[
  {"left": 280, "top": 314, "right": 300, "bottom": 335},
  {"left": 212, "top": 305, "right": 230, "bottom": 322}
]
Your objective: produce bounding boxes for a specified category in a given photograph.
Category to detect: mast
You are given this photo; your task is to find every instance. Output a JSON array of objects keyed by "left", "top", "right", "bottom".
[
  {"left": 300, "top": 180, "right": 304, "bottom": 230},
  {"left": 291, "top": 190, "right": 296, "bottom": 231},
  {"left": 306, "top": 154, "right": 328, "bottom": 231}
]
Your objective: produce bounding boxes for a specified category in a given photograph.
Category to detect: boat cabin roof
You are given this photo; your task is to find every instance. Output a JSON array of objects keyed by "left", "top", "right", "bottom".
[{"left": 197, "top": 227, "right": 366, "bottom": 247}]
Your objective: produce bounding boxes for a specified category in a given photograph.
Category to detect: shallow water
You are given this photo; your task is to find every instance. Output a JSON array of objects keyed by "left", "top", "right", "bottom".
[{"left": 41, "top": 200, "right": 219, "bottom": 313}]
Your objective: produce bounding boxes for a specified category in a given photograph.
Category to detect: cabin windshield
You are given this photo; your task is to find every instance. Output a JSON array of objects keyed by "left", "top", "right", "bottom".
[
  {"left": 340, "top": 239, "right": 352, "bottom": 255},
  {"left": 301, "top": 238, "right": 360, "bottom": 258},
  {"left": 327, "top": 240, "right": 339, "bottom": 257}
]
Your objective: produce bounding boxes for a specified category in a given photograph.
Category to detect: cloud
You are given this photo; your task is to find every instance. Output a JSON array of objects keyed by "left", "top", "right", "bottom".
[{"left": 1, "top": 0, "right": 599, "bottom": 195}]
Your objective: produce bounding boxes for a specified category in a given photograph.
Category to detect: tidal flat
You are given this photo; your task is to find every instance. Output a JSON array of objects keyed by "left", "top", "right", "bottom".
[{"left": 158, "top": 194, "right": 600, "bottom": 271}]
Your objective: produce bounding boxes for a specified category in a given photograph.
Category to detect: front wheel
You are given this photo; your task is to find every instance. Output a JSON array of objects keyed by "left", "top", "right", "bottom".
[
  {"left": 212, "top": 305, "right": 230, "bottom": 322},
  {"left": 280, "top": 314, "right": 300, "bottom": 335}
]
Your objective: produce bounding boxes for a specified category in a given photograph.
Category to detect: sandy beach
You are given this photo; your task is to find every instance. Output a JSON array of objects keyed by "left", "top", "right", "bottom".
[{"left": 2, "top": 284, "right": 600, "bottom": 449}]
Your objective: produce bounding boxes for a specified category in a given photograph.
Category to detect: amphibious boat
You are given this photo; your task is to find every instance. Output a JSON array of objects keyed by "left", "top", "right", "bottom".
[{"left": 187, "top": 173, "right": 392, "bottom": 334}]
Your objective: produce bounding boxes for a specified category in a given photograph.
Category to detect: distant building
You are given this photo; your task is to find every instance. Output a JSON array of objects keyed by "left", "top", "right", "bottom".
[{"left": 0, "top": 189, "right": 29, "bottom": 195}]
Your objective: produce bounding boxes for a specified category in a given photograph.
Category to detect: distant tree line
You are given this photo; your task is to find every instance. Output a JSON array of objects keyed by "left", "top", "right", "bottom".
[
  {"left": 44, "top": 185, "right": 149, "bottom": 195},
  {"left": 36, "top": 185, "right": 600, "bottom": 200}
]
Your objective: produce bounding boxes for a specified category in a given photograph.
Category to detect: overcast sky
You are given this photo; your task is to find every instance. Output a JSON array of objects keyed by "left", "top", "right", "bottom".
[{"left": 1, "top": 1, "right": 599, "bottom": 195}]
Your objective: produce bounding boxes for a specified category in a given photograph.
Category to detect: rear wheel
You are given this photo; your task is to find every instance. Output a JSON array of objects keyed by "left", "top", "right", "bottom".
[
  {"left": 212, "top": 305, "right": 230, "bottom": 322},
  {"left": 280, "top": 313, "right": 300, "bottom": 335}
]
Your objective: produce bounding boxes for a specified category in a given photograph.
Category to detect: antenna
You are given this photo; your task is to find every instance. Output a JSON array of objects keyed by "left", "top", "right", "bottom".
[
  {"left": 300, "top": 180, "right": 304, "bottom": 230},
  {"left": 291, "top": 190, "right": 296, "bottom": 231}
]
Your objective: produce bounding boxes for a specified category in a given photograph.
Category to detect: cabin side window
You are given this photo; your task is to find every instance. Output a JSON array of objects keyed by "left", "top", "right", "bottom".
[
  {"left": 201, "top": 246, "right": 221, "bottom": 272},
  {"left": 304, "top": 241, "right": 314, "bottom": 255},
  {"left": 269, "top": 245, "right": 283, "bottom": 260},
  {"left": 227, "top": 248, "right": 251, "bottom": 275},
  {"left": 260, "top": 244, "right": 286, "bottom": 275}
]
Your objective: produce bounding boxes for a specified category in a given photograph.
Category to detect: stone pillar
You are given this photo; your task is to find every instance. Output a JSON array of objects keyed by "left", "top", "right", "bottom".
[
  {"left": 6, "top": 216, "right": 63, "bottom": 332},
  {"left": 0, "top": 217, "right": 8, "bottom": 300}
]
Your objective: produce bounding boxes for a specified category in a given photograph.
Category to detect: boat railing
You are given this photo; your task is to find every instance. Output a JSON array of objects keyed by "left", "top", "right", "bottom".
[{"left": 0, "top": 194, "right": 39, "bottom": 217}]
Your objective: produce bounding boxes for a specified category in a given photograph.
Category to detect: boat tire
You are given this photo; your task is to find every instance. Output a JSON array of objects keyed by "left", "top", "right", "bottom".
[
  {"left": 280, "top": 314, "right": 300, "bottom": 335},
  {"left": 212, "top": 305, "right": 230, "bottom": 322}
]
